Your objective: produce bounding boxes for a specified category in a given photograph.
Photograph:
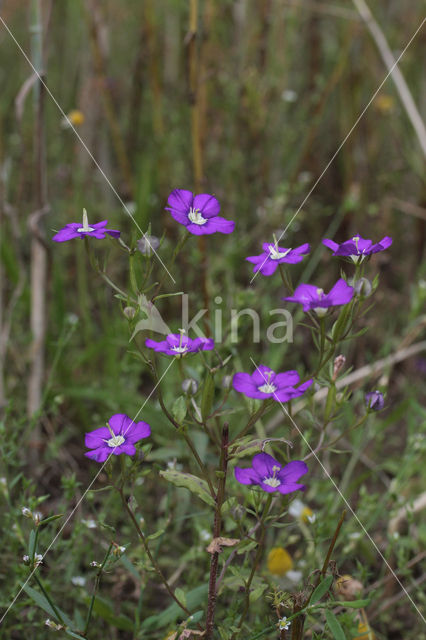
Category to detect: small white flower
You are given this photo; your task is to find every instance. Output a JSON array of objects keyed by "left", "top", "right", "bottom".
[
  {"left": 279, "top": 616, "right": 291, "bottom": 630},
  {"left": 82, "top": 519, "right": 97, "bottom": 529},
  {"left": 23, "top": 555, "right": 30, "bottom": 564},
  {"left": 71, "top": 576, "right": 86, "bottom": 587},
  {"left": 281, "top": 89, "right": 297, "bottom": 102},
  {"left": 33, "top": 512, "right": 43, "bottom": 525},
  {"left": 34, "top": 554, "right": 43, "bottom": 566},
  {"left": 0, "top": 477, "right": 7, "bottom": 486},
  {"left": 199, "top": 529, "right": 211, "bottom": 542},
  {"left": 285, "top": 570, "right": 303, "bottom": 583},
  {"left": 22, "top": 507, "right": 32, "bottom": 518},
  {"left": 45, "top": 618, "right": 63, "bottom": 630},
  {"left": 90, "top": 561, "right": 100, "bottom": 567}
]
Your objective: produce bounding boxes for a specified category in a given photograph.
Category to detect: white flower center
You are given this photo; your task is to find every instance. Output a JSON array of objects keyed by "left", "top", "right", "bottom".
[
  {"left": 106, "top": 434, "right": 125, "bottom": 448},
  {"left": 171, "top": 345, "right": 189, "bottom": 354},
  {"left": 77, "top": 208, "right": 95, "bottom": 233},
  {"left": 313, "top": 307, "right": 328, "bottom": 317},
  {"left": 258, "top": 382, "right": 277, "bottom": 394},
  {"left": 269, "top": 246, "right": 292, "bottom": 260},
  {"left": 263, "top": 464, "right": 281, "bottom": 488},
  {"left": 263, "top": 476, "right": 281, "bottom": 487},
  {"left": 188, "top": 207, "right": 207, "bottom": 225},
  {"left": 350, "top": 236, "right": 366, "bottom": 263}
]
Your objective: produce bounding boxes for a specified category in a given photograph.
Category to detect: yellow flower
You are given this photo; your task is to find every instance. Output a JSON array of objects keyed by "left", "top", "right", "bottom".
[
  {"left": 354, "top": 621, "right": 375, "bottom": 639},
  {"left": 301, "top": 506, "right": 314, "bottom": 523},
  {"left": 62, "top": 110, "right": 85, "bottom": 128},
  {"left": 374, "top": 94, "right": 395, "bottom": 114},
  {"left": 267, "top": 547, "right": 293, "bottom": 576}
]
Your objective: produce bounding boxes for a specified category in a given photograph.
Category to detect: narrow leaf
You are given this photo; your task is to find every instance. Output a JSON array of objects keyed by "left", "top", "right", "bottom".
[
  {"left": 310, "top": 575, "right": 333, "bottom": 604},
  {"left": 159, "top": 469, "right": 215, "bottom": 506},
  {"left": 325, "top": 610, "right": 347, "bottom": 640},
  {"left": 201, "top": 373, "right": 215, "bottom": 421}
]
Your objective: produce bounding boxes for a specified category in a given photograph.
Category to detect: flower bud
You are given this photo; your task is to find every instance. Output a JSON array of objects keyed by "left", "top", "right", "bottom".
[
  {"left": 182, "top": 378, "right": 198, "bottom": 395},
  {"left": 123, "top": 306, "right": 136, "bottom": 320},
  {"left": 137, "top": 235, "right": 160, "bottom": 256},
  {"left": 353, "top": 277, "right": 372, "bottom": 297},
  {"left": 221, "top": 375, "right": 232, "bottom": 390},
  {"left": 365, "top": 390, "right": 384, "bottom": 411},
  {"left": 21, "top": 507, "right": 32, "bottom": 518},
  {"left": 333, "top": 355, "right": 346, "bottom": 380}
]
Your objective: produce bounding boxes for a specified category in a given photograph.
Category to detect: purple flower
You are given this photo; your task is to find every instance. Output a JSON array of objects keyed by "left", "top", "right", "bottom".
[
  {"left": 165, "top": 189, "right": 235, "bottom": 235},
  {"left": 145, "top": 331, "right": 214, "bottom": 357},
  {"left": 365, "top": 390, "right": 384, "bottom": 411},
  {"left": 53, "top": 209, "right": 120, "bottom": 242},
  {"left": 85, "top": 413, "right": 151, "bottom": 463},
  {"left": 246, "top": 242, "right": 310, "bottom": 276},
  {"left": 283, "top": 278, "right": 354, "bottom": 315},
  {"left": 235, "top": 453, "right": 308, "bottom": 495},
  {"left": 232, "top": 365, "right": 312, "bottom": 402},
  {"left": 322, "top": 234, "right": 392, "bottom": 263}
]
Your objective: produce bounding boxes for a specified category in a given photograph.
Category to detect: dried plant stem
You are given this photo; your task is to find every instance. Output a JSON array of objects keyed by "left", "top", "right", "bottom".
[
  {"left": 188, "top": 0, "right": 209, "bottom": 333},
  {"left": 85, "top": 0, "right": 134, "bottom": 195},
  {"left": 352, "top": 0, "right": 426, "bottom": 158},
  {"left": 205, "top": 424, "right": 229, "bottom": 639},
  {"left": 27, "top": 0, "right": 48, "bottom": 432}
]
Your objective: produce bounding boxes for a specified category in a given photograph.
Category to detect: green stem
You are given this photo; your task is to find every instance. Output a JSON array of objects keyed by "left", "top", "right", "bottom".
[
  {"left": 118, "top": 488, "right": 197, "bottom": 622},
  {"left": 230, "top": 400, "right": 273, "bottom": 445},
  {"left": 231, "top": 494, "right": 273, "bottom": 640},
  {"left": 84, "top": 542, "right": 114, "bottom": 635},
  {"left": 33, "top": 573, "right": 65, "bottom": 626}
]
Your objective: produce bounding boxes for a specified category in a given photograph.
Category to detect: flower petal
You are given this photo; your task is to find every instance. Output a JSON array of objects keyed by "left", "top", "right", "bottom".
[
  {"left": 326, "top": 279, "right": 354, "bottom": 306},
  {"left": 235, "top": 466, "right": 259, "bottom": 485},
  {"left": 278, "top": 460, "right": 308, "bottom": 483},
  {"left": 277, "top": 482, "right": 305, "bottom": 495},
  {"left": 193, "top": 194, "right": 221, "bottom": 218},
  {"left": 85, "top": 427, "right": 110, "bottom": 449},
  {"left": 108, "top": 414, "right": 132, "bottom": 435},
  {"left": 322, "top": 238, "right": 339, "bottom": 252},
  {"left": 125, "top": 421, "right": 151, "bottom": 443},
  {"left": 85, "top": 447, "right": 110, "bottom": 463},
  {"left": 252, "top": 453, "right": 281, "bottom": 477},
  {"left": 166, "top": 189, "right": 194, "bottom": 213}
]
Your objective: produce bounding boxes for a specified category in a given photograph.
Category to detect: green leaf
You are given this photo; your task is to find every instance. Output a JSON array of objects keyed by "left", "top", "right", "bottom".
[
  {"left": 172, "top": 395, "right": 187, "bottom": 424},
  {"left": 65, "top": 631, "right": 87, "bottom": 639},
  {"left": 28, "top": 530, "right": 36, "bottom": 557},
  {"left": 146, "top": 528, "right": 165, "bottom": 542},
  {"left": 310, "top": 575, "right": 333, "bottom": 604},
  {"left": 90, "top": 596, "right": 134, "bottom": 631},
  {"left": 141, "top": 585, "right": 208, "bottom": 630},
  {"left": 22, "top": 584, "right": 74, "bottom": 627},
  {"left": 159, "top": 469, "right": 215, "bottom": 506},
  {"left": 174, "top": 588, "right": 187, "bottom": 608},
  {"left": 325, "top": 610, "right": 347, "bottom": 639},
  {"left": 38, "top": 514, "right": 64, "bottom": 528},
  {"left": 329, "top": 598, "right": 370, "bottom": 609},
  {"left": 201, "top": 372, "right": 215, "bottom": 421}
]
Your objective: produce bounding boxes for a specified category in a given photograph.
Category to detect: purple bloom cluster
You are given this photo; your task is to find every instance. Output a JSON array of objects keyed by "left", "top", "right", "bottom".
[
  {"left": 246, "top": 242, "right": 310, "bottom": 276},
  {"left": 53, "top": 209, "right": 120, "bottom": 242},
  {"left": 235, "top": 453, "right": 308, "bottom": 495},
  {"left": 322, "top": 234, "right": 392, "bottom": 262},
  {"left": 145, "top": 332, "right": 214, "bottom": 357},
  {"left": 233, "top": 365, "right": 312, "bottom": 403},
  {"left": 165, "top": 189, "right": 235, "bottom": 235},
  {"left": 284, "top": 278, "right": 354, "bottom": 315},
  {"left": 85, "top": 413, "right": 151, "bottom": 463}
]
